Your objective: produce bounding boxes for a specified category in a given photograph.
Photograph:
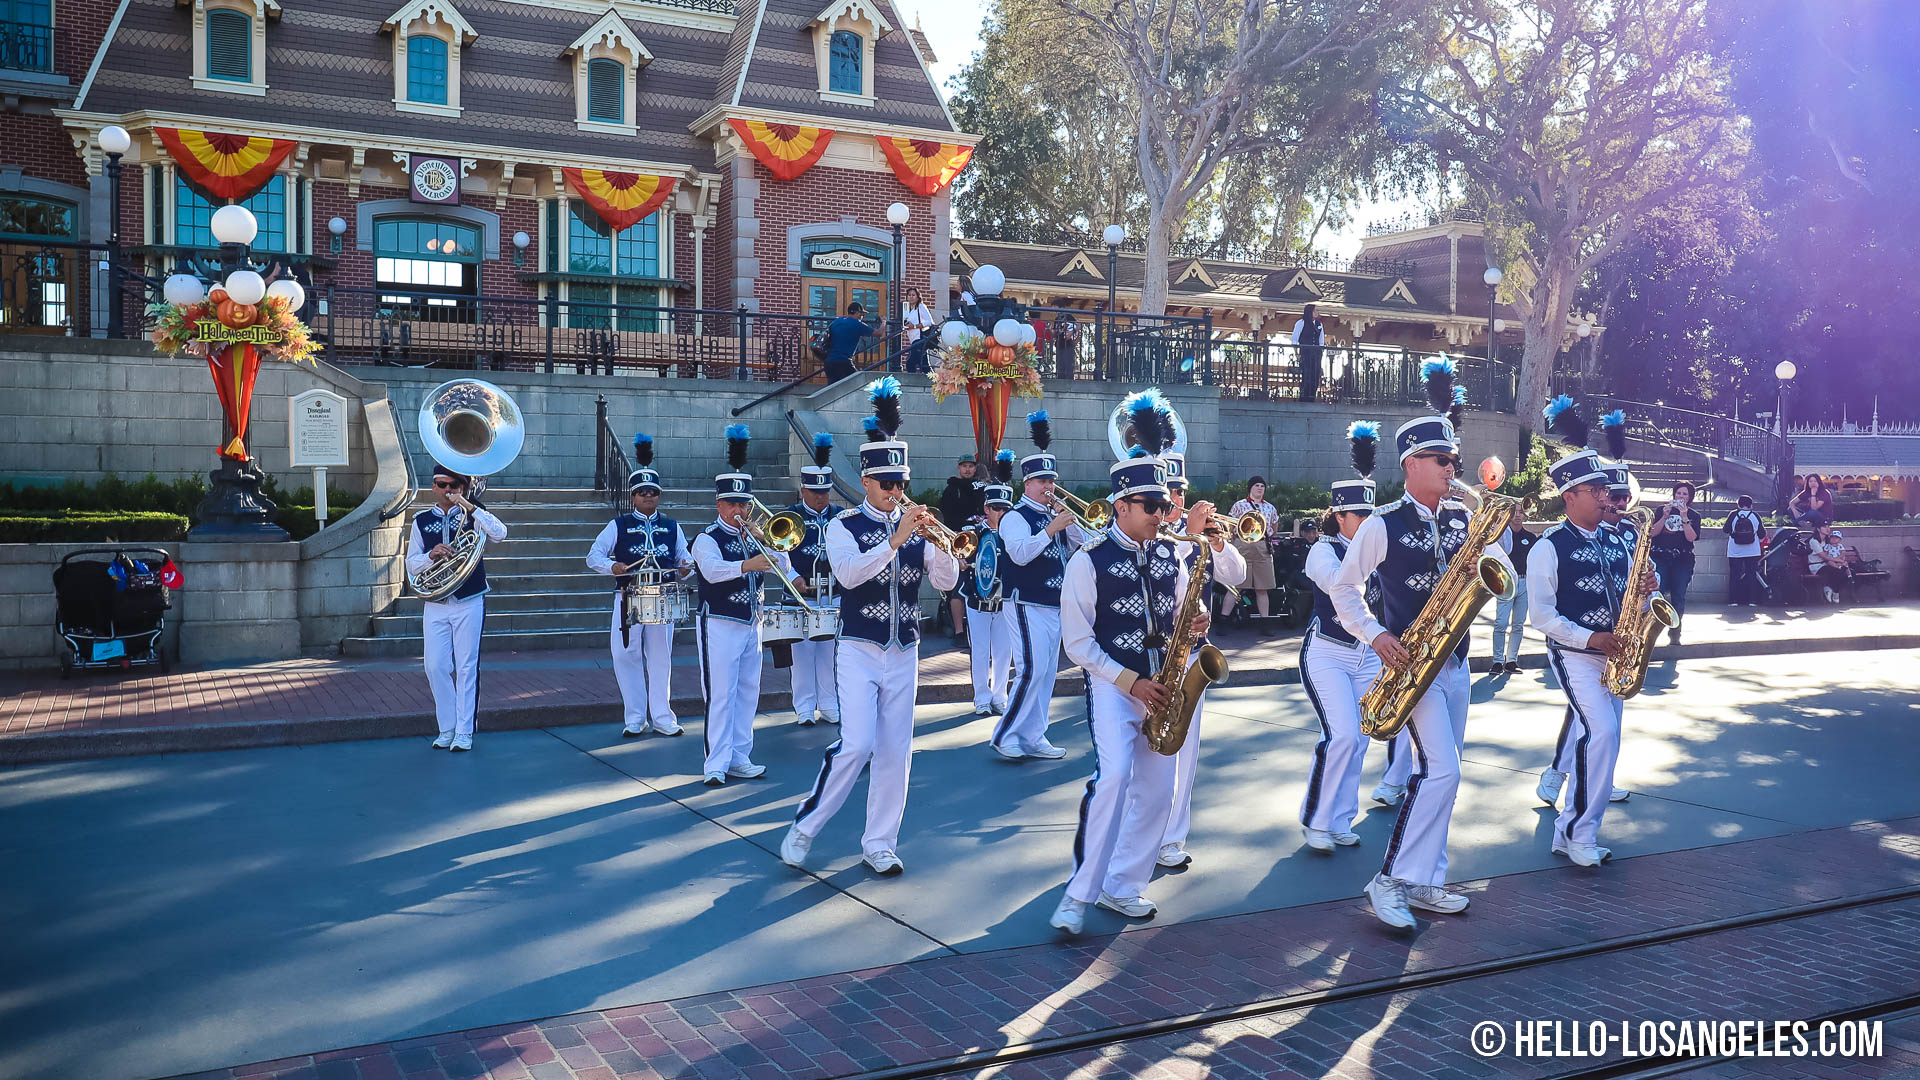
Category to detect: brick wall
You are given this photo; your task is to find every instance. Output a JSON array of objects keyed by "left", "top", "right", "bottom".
[{"left": 727, "top": 158, "right": 938, "bottom": 318}]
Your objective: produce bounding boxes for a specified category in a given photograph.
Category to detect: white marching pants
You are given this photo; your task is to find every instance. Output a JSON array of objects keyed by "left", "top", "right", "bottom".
[
  {"left": 423, "top": 594, "right": 485, "bottom": 738},
  {"left": 1380, "top": 654, "right": 1470, "bottom": 886},
  {"left": 1125, "top": 654, "right": 1212, "bottom": 852},
  {"left": 1298, "top": 633, "right": 1385, "bottom": 834},
  {"left": 609, "top": 603, "right": 676, "bottom": 733},
  {"left": 696, "top": 617, "right": 763, "bottom": 777},
  {"left": 1068, "top": 679, "right": 1179, "bottom": 903},
  {"left": 996, "top": 603, "right": 1062, "bottom": 750},
  {"left": 1547, "top": 647, "right": 1624, "bottom": 848},
  {"left": 967, "top": 605, "right": 1014, "bottom": 710},
  {"left": 791, "top": 637, "right": 840, "bottom": 721},
  {"left": 793, "top": 638, "right": 920, "bottom": 855}
]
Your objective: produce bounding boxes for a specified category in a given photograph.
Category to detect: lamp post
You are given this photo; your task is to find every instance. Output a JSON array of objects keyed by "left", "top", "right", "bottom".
[
  {"left": 1774, "top": 359, "right": 1798, "bottom": 516},
  {"left": 99, "top": 125, "right": 131, "bottom": 339},
  {"left": 191, "top": 203, "right": 290, "bottom": 541},
  {"left": 1104, "top": 223, "right": 1125, "bottom": 380},
  {"left": 1482, "top": 265, "right": 1502, "bottom": 408},
  {"left": 887, "top": 201, "right": 909, "bottom": 373},
  {"left": 327, "top": 216, "right": 348, "bottom": 255}
]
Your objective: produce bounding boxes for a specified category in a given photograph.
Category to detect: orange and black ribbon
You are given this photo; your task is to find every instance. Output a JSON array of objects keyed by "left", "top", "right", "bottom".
[
  {"left": 562, "top": 168, "right": 676, "bottom": 230},
  {"left": 155, "top": 128, "right": 297, "bottom": 201},
  {"left": 727, "top": 118, "right": 835, "bottom": 181}
]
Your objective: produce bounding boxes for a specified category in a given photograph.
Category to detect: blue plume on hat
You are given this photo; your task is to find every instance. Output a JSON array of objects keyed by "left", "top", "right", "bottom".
[
  {"left": 1347, "top": 420, "right": 1379, "bottom": 479},
  {"left": 1601, "top": 409, "right": 1628, "bottom": 459},
  {"left": 1544, "top": 395, "right": 1589, "bottom": 449},
  {"left": 862, "top": 415, "right": 883, "bottom": 442},
  {"left": 811, "top": 430, "right": 834, "bottom": 468},
  {"left": 1423, "top": 355, "right": 1457, "bottom": 415},
  {"left": 1128, "top": 446, "right": 1149, "bottom": 459},
  {"left": 868, "top": 375, "right": 903, "bottom": 436},
  {"left": 724, "top": 424, "right": 750, "bottom": 470},
  {"left": 993, "top": 447, "right": 1014, "bottom": 484},
  {"left": 1027, "top": 410, "right": 1052, "bottom": 452},
  {"left": 1124, "top": 388, "right": 1169, "bottom": 456},
  {"left": 633, "top": 432, "right": 653, "bottom": 468},
  {"left": 1449, "top": 383, "right": 1468, "bottom": 430}
]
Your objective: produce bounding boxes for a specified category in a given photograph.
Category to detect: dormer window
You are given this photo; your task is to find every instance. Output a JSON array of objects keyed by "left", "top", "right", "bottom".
[
  {"left": 183, "top": 0, "right": 276, "bottom": 95},
  {"left": 809, "top": 0, "right": 889, "bottom": 106},
  {"left": 384, "top": 0, "right": 475, "bottom": 117},
  {"left": 566, "top": 10, "right": 650, "bottom": 135}
]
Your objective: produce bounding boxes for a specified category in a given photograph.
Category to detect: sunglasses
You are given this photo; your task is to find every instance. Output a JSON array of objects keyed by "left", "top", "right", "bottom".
[
  {"left": 432, "top": 479, "right": 460, "bottom": 489},
  {"left": 1414, "top": 452, "right": 1461, "bottom": 469},
  {"left": 873, "top": 478, "right": 906, "bottom": 491},
  {"left": 1129, "top": 496, "right": 1172, "bottom": 516}
]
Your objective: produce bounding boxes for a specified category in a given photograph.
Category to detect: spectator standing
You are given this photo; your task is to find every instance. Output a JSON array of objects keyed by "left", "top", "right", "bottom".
[
  {"left": 1724, "top": 495, "right": 1765, "bottom": 606},
  {"left": 1491, "top": 519, "right": 1537, "bottom": 673},
  {"left": 901, "top": 288, "right": 934, "bottom": 373},
  {"left": 940, "top": 455, "right": 985, "bottom": 642},
  {"left": 1807, "top": 522, "right": 1853, "bottom": 603},
  {"left": 1227, "top": 477, "right": 1282, "bottom": 620},
  {"left": 1789, "top": 474, "right": 1834, "bottom": 528},
  {"left": 823, "top": 302, "right": 872, "bottom": 383},
  {"left": 1292, "top": 304, "right": 1326, "bottom": 402},
  {"left": 1650, "top": 482, "right": 1704, "bottom": 644}
]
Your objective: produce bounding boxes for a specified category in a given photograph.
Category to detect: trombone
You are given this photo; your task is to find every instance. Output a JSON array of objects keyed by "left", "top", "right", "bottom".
[
  {"left": 1049, "top": 488, "right": 1112, "bottom": 531},
  {"left": 885, "top": 493, "right": 979, "bottom": 559},
  {"left": 739, "top": 497, "right": 819, "bottom": 610}
]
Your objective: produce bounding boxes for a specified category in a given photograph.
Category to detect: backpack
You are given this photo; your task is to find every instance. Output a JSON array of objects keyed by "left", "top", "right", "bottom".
[{"left": 1730, "top": 511, "right": 1757, "bottom": 546}]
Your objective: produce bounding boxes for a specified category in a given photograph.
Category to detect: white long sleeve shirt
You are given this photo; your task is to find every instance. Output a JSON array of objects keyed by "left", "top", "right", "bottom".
[
  {"left": 690, "top": 521, "right": 798, "bottom": 586},
  {"left": 1174, "top": 532, "right": 1248, "bottom": 587},
  {"left": 1062, "top": 529, "right": 1191, "bottom": 693},
  {"left": 1330, "top": 497, "right": 1512, "bottom": 647},
  {"left": 585, "top": 514, "right": 691, "bottom": 576},
  {"left": 1303, "top": 540, "right": 1344, "bottom": 595},
  {"left": 1526, "top": 523, "right": 1603, "bottom": 651},
  {"left": 998, "top": 495, "right": 1090, "bottom": 570},
  {"left": 405, "top": 504, "right": 507, "bottom": 578},
  {"left": 824, "top": 501, "right": 961, "bottom": 592}
]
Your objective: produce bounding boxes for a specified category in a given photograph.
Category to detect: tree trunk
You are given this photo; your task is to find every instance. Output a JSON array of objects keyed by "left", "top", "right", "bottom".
[
  {"left": 1516, "top": 244, "right": 1578, "bottom": 422},
  {"left": 1139, "top": 208, "right": 1173, "bottom": 317}
]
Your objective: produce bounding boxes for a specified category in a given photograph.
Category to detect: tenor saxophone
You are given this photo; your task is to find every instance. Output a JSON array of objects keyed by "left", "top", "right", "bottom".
[
  {"left": 1358, "top": 483, "right": 1520, "bottom": 741},
  {"left": 1604, "top": 509, "right": 1680, "bottom": 698},
  {"left": 1143, "top": 533, "right": 1229, "bottom": 755}
]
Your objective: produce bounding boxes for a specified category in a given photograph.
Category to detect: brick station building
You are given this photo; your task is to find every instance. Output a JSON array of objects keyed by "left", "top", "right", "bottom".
[{"left": 2, "top": 0, "right": 974, "bottom": 362}]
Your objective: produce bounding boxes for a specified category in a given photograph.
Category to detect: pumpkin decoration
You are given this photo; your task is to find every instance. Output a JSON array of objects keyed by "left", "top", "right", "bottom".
[
  {"left": 987, "top": 344, "right": 1014, "bottom": 365},
  {"left": 209, "top": 287, "right": 260, "bottom": 330}
]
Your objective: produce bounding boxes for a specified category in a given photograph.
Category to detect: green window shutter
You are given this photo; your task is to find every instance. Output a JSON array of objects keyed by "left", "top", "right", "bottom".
[
  {"left": 586, "top": 58, "right": 624, "bottom": 122},
  {"left": 206, "top": 10, "right": 251, "bottom": 81}
]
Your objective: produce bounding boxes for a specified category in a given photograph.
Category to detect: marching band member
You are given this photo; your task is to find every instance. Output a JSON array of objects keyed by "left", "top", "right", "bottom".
[
  {"left": 993, "top": 411, "right": 1093, "bottom": 760},
  {"left": 1113, "top": 395, "right": 1247, "bottom": 871},
  {"left": 1527, "top": 398, "right": 1657, "bottom": 867},
  {"left": 1298, "top": 422, "right": 1402, "bottom": 851},
  {"left": 408, "top": 465, "right": 507, "bottom": 752},
  {"left": 1331, "top": 358, "right": 1512, "bottom": 928},
  {"left": 963, "top": 450, "right": 1018, "bottom": 716},
  {"left": 788, "top": 433, "right": 842, "bottom": 727},
  {"left": 1049, "top": 423, "right": 1202, "bottom": 934},
  {"left": 784, "top": 378, "right": 959, "bottom": 876},
  {"left": 691, "top": 424, "right": 800, "bottom": 786},
  {"left": 586, "top": 434, "right": 689, "bottom": 738}
]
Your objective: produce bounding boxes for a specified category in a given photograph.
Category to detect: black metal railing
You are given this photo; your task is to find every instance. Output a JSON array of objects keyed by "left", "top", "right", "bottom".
[
  {"left": 1206, "top": 339, "right": 1517, "bottom": 411},
  {"left": 0, "top": 19, "right": 52, "bottom": 72},
  {"left": 594, "top": 394, "right": 633, "bottom": 509},
  {"left": 1582, "top": 395, "right": 1790, "bottom": 482},
  {"left": 952, "top": 224, "right": 1417, "bottom": 278},
  {"left": 1365, "top": 206, "right": 1486, "bottom": 237}
]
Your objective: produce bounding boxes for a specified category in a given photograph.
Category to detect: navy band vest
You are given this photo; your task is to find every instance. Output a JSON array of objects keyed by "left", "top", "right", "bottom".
[
  {"left": 787, "top": 502, "right": 838, "bottom": 582},
  {"left": 413, "top": 508, "right": 488, "bottom": 601},
  {"left": 1310, "top": 536, "right": 1381, "bottom": 645},
  {"left": 1544, "top": 522, "right": 1631, "bottom": 639},
  {"left": 610, "top": 512, "right": 682, "bottom": 591},
  {"left": 1085, "top": 532, "right": 1182, "bottom": 680},
  {"left": 1002, "top": 500, "right": 1068, "bottom": 607},
  {"left": 695, "top": 522, "right": 761, "bottom": 623},
  {"left": 834, "top": 505, "right": 927, "bottom": 647},
  {"left": 1376, "top": 497, "right": 1473, "bottom": 661}
]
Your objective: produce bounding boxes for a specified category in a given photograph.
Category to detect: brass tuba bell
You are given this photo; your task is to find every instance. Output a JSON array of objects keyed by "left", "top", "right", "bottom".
[{"left": 408, "top": 379, "right": 525, "bottom": 602}]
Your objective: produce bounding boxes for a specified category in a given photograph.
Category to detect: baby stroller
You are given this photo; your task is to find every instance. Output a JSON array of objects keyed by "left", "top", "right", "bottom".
[
  {"left": 1761, "top": 526, "right": 1808, "bottom": 607},
  {"left": 53, "top": 547, "right": 174, "bottom": 678}
]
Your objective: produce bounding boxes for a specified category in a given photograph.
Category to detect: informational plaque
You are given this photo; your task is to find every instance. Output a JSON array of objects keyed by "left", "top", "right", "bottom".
[{"left": 289, "top": 389, "right": 351, "bottom": 468}]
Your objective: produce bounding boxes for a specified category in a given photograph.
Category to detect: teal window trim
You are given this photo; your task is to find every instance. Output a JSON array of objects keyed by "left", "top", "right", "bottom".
[
  {"left": 586, "top": 57, "right": 624, "bottom": 123},
  {"left": 828, "top": 30, "right": 862, "bottom": 94},
  {"left": 173, "top": 174, "right": 287, "bottom": 252},
  {"left": 206, "top": 9, "right": 251, "bottom": 82},
  {"left": 406, "top": 35, "right": 449, "bottom": 104}
]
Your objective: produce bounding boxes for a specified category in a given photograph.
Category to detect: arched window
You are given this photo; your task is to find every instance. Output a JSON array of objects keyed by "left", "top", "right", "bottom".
[
  {"left": 374, "top": 217, "right": 481, "bottom": 302},
  {"left": 586, "top": 57, "right": 624, "bottom": 123},
  {"left": 406, "top": 35, "right": 448, "bottom": 104},
  {"left": 205, "top": 9, "right": 251, "bottom": 82},
  {"left": 829, "top": 30, "right": 862, "bottom": 95}
]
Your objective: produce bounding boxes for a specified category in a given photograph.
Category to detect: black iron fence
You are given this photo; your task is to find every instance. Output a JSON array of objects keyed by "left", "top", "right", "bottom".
[
  {"left": 0, "top": 19, "right": 52, "bottom": 73},
  {"left": 1205, "top": 338, "right": 1518, "bottom": 411},
  {"left": 1582, "top": 394, "right": 1790, "bottom": 480}
]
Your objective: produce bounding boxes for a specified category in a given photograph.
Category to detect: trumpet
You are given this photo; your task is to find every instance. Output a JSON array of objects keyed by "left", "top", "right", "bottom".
[
  {"left": 886, "top": 493, "right": 979, "bottom": 559},
  {"left": 1049, "top": 487, "right": 1112, "bottom": 531},
  {"left": 1192, "top": 509, "right": 1268, "bottom": 543}
]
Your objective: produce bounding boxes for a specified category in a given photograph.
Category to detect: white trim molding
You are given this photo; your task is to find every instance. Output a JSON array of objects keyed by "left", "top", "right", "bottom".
[{"left": 384, "top": 0, "right": 476, "bottom": 116}]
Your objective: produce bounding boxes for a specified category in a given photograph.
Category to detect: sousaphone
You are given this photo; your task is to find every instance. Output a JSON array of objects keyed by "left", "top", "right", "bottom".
[{"left": 408, "top": 378, "right": 525, "bottom": 601}]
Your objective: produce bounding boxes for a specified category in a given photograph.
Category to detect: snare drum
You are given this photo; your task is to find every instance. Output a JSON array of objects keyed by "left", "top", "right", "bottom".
[
  {"left": 628, "top": 586, "right": 676, "bottom": 625},
  {"left": 803, "top": 604, "right": 840, "bottom": 641},
  {"left": 664, "top": 583, "right": 692, "bottom": 624},
  {"left": 760, "top": 604, "right": 808, "bottom": 646}
]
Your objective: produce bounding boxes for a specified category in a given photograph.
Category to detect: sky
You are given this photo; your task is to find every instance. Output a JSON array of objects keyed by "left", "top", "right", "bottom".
[{"left": 897, "top": 0, "right": 1424, "bottom": 259}]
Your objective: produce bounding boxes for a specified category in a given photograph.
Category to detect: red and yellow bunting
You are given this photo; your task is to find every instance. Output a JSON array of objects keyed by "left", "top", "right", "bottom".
[
  {"left": 155, "top": 128, "right": 297, "bottom": 202},
  {"left": 727, "top": 118, "right": 835, "bottom": 181},
  {"left": 563, "top": 168, "right": 676, "bottom": 231},
  {"left": 874, "top": 137, "right": 974, "bottom": 196}
]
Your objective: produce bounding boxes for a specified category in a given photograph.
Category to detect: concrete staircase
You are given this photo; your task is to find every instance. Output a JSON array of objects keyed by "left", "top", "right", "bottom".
[{"left": 339, "top": 481, "right": 796, "bottom": 658}]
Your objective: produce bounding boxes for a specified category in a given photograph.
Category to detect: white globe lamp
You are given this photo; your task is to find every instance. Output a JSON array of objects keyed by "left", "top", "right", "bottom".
[
  {"left": 886, "top": 202, "right": 910, "bottom": 226},
  {"left": 1483, "top": 266, "right": 1503, "bottom": 287},
  {"left": 992, "top": 318, "right": 1022, "bottom": 347},
  {"left": 1018, "top": 323, "right": 1037, "bottom": 346},
  {"left": 264, "top": 278, "right": 306, "bottom": 312},
  {"left": 99, "top": 126, "right": 132, "bottom": 156},
  {"left": 209, "top": 204, "right": 258, "bottom": 246},
  {"left": 222, "top": 269, "right": 266, "bottom": 306},
  {"left": 971, "top": 264, "right": 1005, "bottom": 296},
  {"left": 1103, "top": 224, "right": 1127, "bottom": 247},
  {"left": 1775, "top": 360, "right": 1797, "bottom": 381},
  {"left": 163, "top": 273, "right": 206, "bottom": 307},
  {"left": 938, "top": 320, "right": 970, "bottom": 350}
]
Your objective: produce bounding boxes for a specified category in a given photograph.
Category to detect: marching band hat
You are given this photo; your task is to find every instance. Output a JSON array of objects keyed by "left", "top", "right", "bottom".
[
  {"left": 1162, "top": 452, "right": 1188, "bottom": 491},
  {"left": 716, "top": 424, "right": 754, "bottom": 500},
  {"left": 801, "top": 431, "right": 836, "bottom": 491},
  {"left": 1601, "top": 409, "right": 1629, "bottom": 460},
  {"left": 1020, "top": 410, "right": 1058, "bottom": 480},
  {"left": 1605, "top": 463, "right": 1632, "bottom": 493},
  {"left": 1394, "top": 416, "right": 1457, "bottom": 461},
  {"left": 431, "top": 463, "right": 469, "bottom": 485},
  {"left": 1329, "top": 479, "right": 1376, "bottom": 514},
  {"left": 984, "top": 448, "right": 1015, "bottom": 507},
  {"left": 1335, "top": 419, "right": 1379, "bottom": 513},
  {"left": 629, "top": 433, "right": 662, "bottom": 493},
  {"left": 859, "top": 376, "right": 911, "bottom": 479},
  {"left": 1109, "top": 453, "right": 1170, "bottom": 500},
  {"left": 1544, "top": 395, "right": 1609, "bottom": 491}
]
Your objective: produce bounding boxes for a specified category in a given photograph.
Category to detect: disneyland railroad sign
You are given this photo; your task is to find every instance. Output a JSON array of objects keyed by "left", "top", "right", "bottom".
[
  {"left": 410, "top": 154, "right": 462, "bottom": 205},
  {"left": 808, "top": 249, "right": 883, "bottom": 275}
]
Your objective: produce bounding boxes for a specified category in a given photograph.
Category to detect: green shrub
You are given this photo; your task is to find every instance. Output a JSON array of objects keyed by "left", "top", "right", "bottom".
[
  {"left": 0, "top": 474, "right": 206, "bottom": 516},
  {"left": 0, "top": 472, "right": 365, "bottom": 538},
  {"left": 0, "top": 511, "right": 190, "bottom": 543}
]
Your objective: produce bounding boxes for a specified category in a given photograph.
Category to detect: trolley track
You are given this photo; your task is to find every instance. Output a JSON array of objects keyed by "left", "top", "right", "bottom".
[{"left": 849, "top": 883, "right": 1920, "bottom": 1079}]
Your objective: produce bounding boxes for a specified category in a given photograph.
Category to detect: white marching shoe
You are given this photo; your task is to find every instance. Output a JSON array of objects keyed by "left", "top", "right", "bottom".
[
  {"left": 1049, "top": 895, "right": 1088, "bottom": 935},
  {"left": 795, "top": 711, "right": 818, "bottom": 726},
  {"left": 780, "top": 826, "right": 812, "bottom": 869},
  {"left": 727, "top": 762, "right": 767, "bottom": 779},
  {"left": 1333, "top": 831, "right": 1361, "bottom": 846},
  {"left": 1371, "top": 781, "right": 1407, "bottom": 806},
  {"left": 972, "top": 704, "right": 993, "bottom": 717},
  {"left": 1304, "top": 828, "right": 1336, "bottom": 852},
  {"left": 1364, "top": 874, "right": 1415, "bottom": 929},
  {"left": 450, "top": 735, "right": 473, "bottom": 752},
  {"left": 1553, "top": 839, "right": 1612, "bottom": 867},
  {"left": 431, "top": 732, "right": 454, "bottom": 749},
  {"left": 1156, "top": 843, "right": 1192, "bottom": 868},
  {"left": 1021, "top": 739, "right": 1068, "bottom": 760},
  {"left": 1609, "top": 787, "right": 1631, "bottom": 802},
  {"left": 864, "top": 850, "right": 904, "bottom": 876},
  {"left": 1405, "top": 884, "right": 1469, "bottom": 914},
  {"left": 703, "top": 773, "right": 726, "bottom": 787},
  {"left": 1096, "top": 893, "right": 1157, "bottom": 918},
  {"left": 1536, "top": 767, "right": 1566, "bottom": 806}
]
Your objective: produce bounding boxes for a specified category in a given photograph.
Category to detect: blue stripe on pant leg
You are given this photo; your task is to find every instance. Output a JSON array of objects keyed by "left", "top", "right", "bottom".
[
  {"left": 698, "top": 619, "right": 713, "bottom": 762},
  {"left": 1548, "top": 647, "right": 1595, "bottom": 828},
  {"left": 1069, "top": 681, "right": 1100, "bottom": 875},
  {"left": 1380, "top": 718, "right": 1429, "bottom": 880},
  {"left": 795, "top": 740, "right": 844, "bottom": 825},
  {"left": 994, "top": 604, "right": 1034, "bottom": 747},
  {"left": 1552, "top": 706, "right": 1574, "bottom": 771},
  {"left": 1298, "top": 634, "right": 1334, "bottom": 828}
]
